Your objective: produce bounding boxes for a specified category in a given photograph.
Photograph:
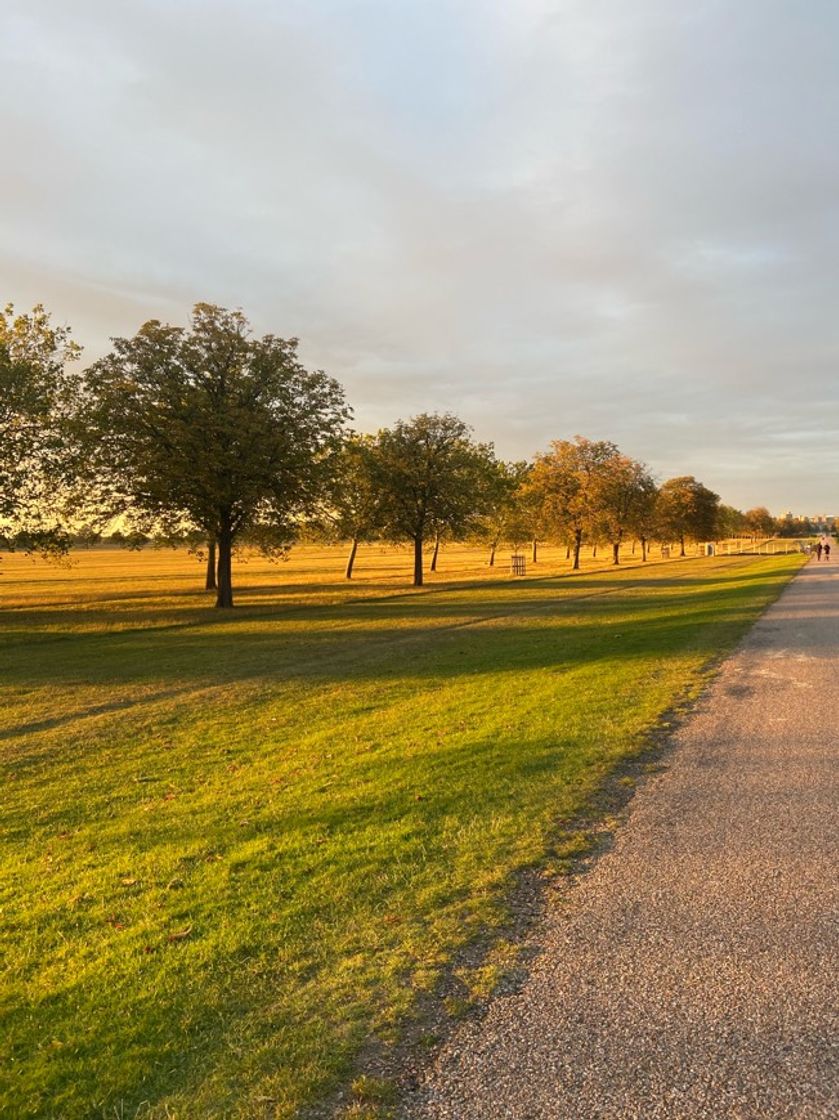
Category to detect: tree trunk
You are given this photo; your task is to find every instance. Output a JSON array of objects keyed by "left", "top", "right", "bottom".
[
  {"left": 641, "top": 536, "right": 648, "bottom": 562},
  {"left": 679, "top": 534, "right": 686, "bottom": 557},
  {"left": 488, "top": 540, "right": 497, "bottom": 567},
  {"left": 631, "top": 540, "right": 636, "bottom": 555},
  {"left": 612, "top": 529, "right": 623, "bottom": 565},
  {"left": 592, "top": 543, "right": 597, "bottom": 558},
  {"left": 205, "top": 537, "right": 217, "bottom": 590},
  {"left": 531, "top": 538, "right": 538, "bottom": 564},
  {"left": 413, "top": 535, "right": 423, "bottom": 587},
  {"left": 572, "top": 528, "right": 582, "bottom": 570},
  {"left": 345, "top": 537, "right": 358, "bottom": 580},
  {"left": 565, "top": 544, "right": 571, "bottom": 560},
  {"left": 430, "top": 533, "right": 440, "bottom": 572},
  {"left": 216, "top": 524, "right": 234, "bottom": 608}
]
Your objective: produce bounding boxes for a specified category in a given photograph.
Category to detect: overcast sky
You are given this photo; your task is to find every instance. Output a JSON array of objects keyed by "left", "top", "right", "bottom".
[{"left": 3, "top": 0, "right": 838, "bottom": 513}]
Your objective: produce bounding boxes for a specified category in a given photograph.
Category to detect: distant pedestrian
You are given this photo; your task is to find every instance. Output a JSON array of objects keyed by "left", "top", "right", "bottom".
[
  {"left": 816, "top": 540, "right": 823, "bottom": 560},
  {"left": 824, "top": 540, "right": 831, "bottom": 561}
]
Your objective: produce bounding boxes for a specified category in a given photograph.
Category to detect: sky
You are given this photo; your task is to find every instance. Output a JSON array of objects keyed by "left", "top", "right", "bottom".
[{"left": 2, "top": 0, "right": 838, "bottom": 514}]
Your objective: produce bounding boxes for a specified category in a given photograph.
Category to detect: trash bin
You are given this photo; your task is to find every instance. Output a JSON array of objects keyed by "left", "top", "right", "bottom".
[
  {"left": 704, "top": 542, "right": 716, "bottom": 556},
  {"left": 510, "top": 554, "right": 526, "bottom": 576}
]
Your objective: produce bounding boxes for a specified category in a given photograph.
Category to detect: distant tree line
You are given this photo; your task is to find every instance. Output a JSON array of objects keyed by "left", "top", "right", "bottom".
[{"left": 0, "top": 302, "right": 807, "bottom": 607}]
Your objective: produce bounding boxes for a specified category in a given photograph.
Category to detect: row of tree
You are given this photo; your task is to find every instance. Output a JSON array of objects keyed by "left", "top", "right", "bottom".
[
  {"left": 318, "top": 431, "right": 724, "bottom": 580},
  {"left": 0, "top": 302, "right": 786, "bottom": 608}
]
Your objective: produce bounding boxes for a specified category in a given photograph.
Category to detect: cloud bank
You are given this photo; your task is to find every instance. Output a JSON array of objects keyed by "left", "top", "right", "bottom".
[{"left": 3, "top": 0, "right": 838, "bottom": 510}]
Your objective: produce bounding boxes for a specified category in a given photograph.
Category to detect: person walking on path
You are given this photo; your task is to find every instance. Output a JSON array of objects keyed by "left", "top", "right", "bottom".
[
  {"left": 824, "top": 538, "right": 831, "bottom": 561},
  {"left": 405, "top": 561, "right": 839, "bottom": 1120},
  {"left": 816, "top": 539, "right": 823, "bottom": 560}
]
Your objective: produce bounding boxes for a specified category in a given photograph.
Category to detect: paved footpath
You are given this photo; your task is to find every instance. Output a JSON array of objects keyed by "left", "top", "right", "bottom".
[{"left": 404, "top": 560, "right": 839, "bottom": 1120}]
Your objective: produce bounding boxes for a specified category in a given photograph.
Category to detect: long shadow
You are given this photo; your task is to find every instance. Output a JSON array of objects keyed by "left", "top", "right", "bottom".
[
  {"left": 1, "top": 576, "right": 421, "bottom": 614},
  {"left": 0, "top": 576, "right": 786, "bottom": 680},
  {"left": 0, "top": 685, "right": 197, "bottom": 743},
  {"left": 0, "top": 562, "right": 791, "bottom": 644},
  {"left": 3, "top": 566, "right": 798, "bottom": 657},
  {"left": 0, "top": 574, "right": 808, "bottom": 751}
]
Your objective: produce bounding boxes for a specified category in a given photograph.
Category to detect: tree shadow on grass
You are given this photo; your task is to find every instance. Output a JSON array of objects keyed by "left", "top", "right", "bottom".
[
  {"left": 0, "top": 556, "right": 791, "bottom": 626},
  {"left": 0, "top": 560, "right": 803, "bottom": 791},
  {"left": 0, "top": 581, "right": 806, "bottom": 766},
  {"left": 0, "top": 568, "right": 806, "bottom": 724},
  {"left": 0, "top": 685, "right": 198, "bottom": 743},
  {"left": 1, "top": 562, "right": 791, "bottom": 644}
]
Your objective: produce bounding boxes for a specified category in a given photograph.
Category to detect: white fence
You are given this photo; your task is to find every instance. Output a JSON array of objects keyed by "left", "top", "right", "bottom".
[{"left": 714, "top": 538, "right": 809, "bottom": 556}]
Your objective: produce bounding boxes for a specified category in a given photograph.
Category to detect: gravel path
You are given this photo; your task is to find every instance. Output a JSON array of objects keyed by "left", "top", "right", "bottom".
[{"left": 403, "top": 559, "right": 839, "bottom": 1120}]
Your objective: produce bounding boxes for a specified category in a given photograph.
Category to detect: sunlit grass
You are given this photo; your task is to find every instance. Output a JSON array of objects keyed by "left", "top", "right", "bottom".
[{"left": 0, "top": 544, "right": 804, "bottom": 1118}]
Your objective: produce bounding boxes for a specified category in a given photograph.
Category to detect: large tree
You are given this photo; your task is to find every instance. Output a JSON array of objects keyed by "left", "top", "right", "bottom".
[
  {"left": 0, "top": 303, "right": 81, "bottom": 556},
  {"left": 656, "top": 476, "right": 720, "bottom": 556},
  {"left": 312, "top": 433, "right": 383, "bottom": 579},
  {"left": 527, "top": 437, "right": 622, "bottom": 570},
  {"left": 743, "top": 506, "right": 776, "bottom": 538},
  {"left": 471, "top": 460, "right": 532, "bottom": 567},
  {"left": 626, "top": 477, "right": 660, "bottom": 561},
  {"left": 371, "top": 412, "right": 499, "bottom": 586},
  {"left": 592, "top": 454, "right": 657, "bottom": 564},
  {"left": 81, "top": 304, "right": 349, "bottom": 607},
  {"left": 716, "top": 504, "right": 747, "bottom": 540}
]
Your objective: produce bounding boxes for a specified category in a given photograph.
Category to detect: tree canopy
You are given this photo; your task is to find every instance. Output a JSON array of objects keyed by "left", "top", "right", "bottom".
[
  {"left": 743, "top": 506, "right": 776, "bottom": 537},
  {"left": 0, "top": 303, "right": 81, "bottom": 556},
  {"left": 656, "top": 476, "right": 720, "bottom": 555},
  {"left": 591, "top": 453, "right": 657, "bottom": 564},
  {"left": 312, "top": 433, "right": 383, "bottom": 578},
  {"left": 716, "top": 504, "right": 747, "bottom": 539},
  {"left": 81, "top": 303, "right": 349, "bottom": 606},
  {"left": 527, "top": 437, "right": 624, "bottom": 569},
  {"left": 471, "top": 460, "right": 532, "bottom": 566},
  {"left": 371, "top": 412, "right": 500, "bottom": 586}
]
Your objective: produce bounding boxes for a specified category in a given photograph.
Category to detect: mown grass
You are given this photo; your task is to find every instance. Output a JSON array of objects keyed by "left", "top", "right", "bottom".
[{"left": 0, "top": 544, "right": 804, "bottom": 1119}]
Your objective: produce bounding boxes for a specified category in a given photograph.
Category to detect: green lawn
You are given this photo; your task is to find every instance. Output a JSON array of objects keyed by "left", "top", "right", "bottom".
[{"left": 0, "top": 548, "right": 803, "bottom": 1119}]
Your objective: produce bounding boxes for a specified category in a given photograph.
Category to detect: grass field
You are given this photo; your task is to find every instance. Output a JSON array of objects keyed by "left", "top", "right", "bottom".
[{"left": 0, "top": 543, "right": 805, "bottom": 1119}]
